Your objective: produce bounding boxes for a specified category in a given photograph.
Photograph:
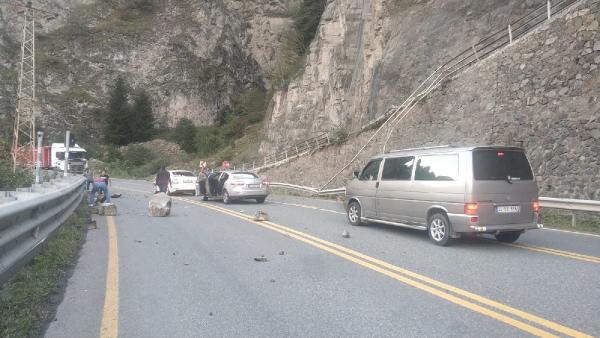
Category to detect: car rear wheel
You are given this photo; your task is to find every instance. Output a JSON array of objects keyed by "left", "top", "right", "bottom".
[
  {"left": 223, "top": 190, "right": 231, "bottom": 204},
  {"left": 428, "top": 213, "right": 453, "bottom": 246},
  {"left": 347, "top": 201, "right": 363, "bottom": 226},
  {"left": 256, "top": 197, "right": 265, "bottom": 203},
  {"left": 495, "top": 232, "right": 521, "bottom": 243}
]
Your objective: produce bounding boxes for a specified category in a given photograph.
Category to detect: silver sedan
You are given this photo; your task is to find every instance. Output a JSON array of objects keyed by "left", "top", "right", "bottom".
[{"left": 198, "top": 171, "right": 269, "bottom": 204}]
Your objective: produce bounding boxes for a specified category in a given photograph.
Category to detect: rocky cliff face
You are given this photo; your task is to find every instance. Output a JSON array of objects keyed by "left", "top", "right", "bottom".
[
  {"left": 262, "top": 0, "right": 551, "bottom": 152},
  {"left": 261, "top": 0, "right": 600, "bottom": 200},
  {"left": 0, "top": 0, "right": 294, "bottom": 142}
]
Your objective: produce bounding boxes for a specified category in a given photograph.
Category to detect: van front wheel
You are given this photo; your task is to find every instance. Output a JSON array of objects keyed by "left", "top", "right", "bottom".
[
  {"left": 428, "top": 213, "right": 453, "bottom": 246},
  {"left": 347, "top": 201, "right": 362, "bottom": 226},
  {"left": 495, "top": 232, "right": 521, "bottom": 243}
]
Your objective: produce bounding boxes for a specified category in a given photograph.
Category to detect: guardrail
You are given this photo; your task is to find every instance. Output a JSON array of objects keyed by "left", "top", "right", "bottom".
[
  {"left": 230, "top": 0, "right": 585, "bottom": 174},
  {"left": 0, "top": 176, "right": 85, "bottom": 285},
  {"left": 268, "top": 183, "right": 600, "bottom": 214},
  {"left": 269, "top": 182, "right": 345, "bottom": 196}
]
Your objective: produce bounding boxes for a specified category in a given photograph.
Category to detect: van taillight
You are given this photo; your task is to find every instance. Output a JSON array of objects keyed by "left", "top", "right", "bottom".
[
  {"left": 533, "top": 200, "right": 540, "bottom": 213},
  {"left": 464, "top": 203, "right": 479, "bottom": 215}
]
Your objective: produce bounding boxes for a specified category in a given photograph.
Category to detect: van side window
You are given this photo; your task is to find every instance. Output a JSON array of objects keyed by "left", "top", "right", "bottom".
[
  {"left": 382, "top": 157, "right": 414, "bottom": 181},
  {"left": 415, "top": 155, "right": 459, "bottom": 181},
  {"left": 359, "top": 159, "right": 382, "bottom": 181}
]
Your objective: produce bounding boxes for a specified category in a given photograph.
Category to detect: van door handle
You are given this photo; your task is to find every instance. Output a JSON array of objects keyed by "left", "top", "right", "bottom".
[{"left": 375, "top": 182, "right": 379, "bottom": 188}]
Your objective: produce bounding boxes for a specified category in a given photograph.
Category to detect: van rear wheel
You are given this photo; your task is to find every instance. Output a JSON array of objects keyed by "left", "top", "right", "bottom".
[
  {"left": 428, "top": 213, "right": 453, "bottom": 246},
  {"left": 495, "top": 232, "right": 521, "bottom": 243},
  {"left": 347, "top": 201, "right": 363, "bottom": 226}
]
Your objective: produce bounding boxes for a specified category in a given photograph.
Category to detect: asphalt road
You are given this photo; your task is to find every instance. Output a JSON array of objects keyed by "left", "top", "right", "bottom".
[{"left": 45, "top": 179, "right": 600, "bottom": 337}]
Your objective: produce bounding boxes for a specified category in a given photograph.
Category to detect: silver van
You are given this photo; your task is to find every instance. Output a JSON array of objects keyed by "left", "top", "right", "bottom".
[{"left": 344, "top": 146, "right": 542, "bottom": 246}]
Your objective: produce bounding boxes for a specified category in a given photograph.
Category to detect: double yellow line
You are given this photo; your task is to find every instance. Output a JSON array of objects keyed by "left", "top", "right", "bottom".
[
  {"left": 504, "top": 243, "right": 600, "bottom": 264},
  {"left": 273, "top": 199, "right": 600, "bottom": 265},
  {"left": 174, "top": 196, "right": 591, "bottom": 338}
]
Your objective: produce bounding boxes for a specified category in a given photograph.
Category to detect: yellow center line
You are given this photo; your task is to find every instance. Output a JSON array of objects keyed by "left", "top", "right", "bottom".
[
  {"left": 174, "top": 197, "right": 589, "bottom": 338},
  {"left": 270, "top": 199, "right": 600, "bottom": 265},
  {"left": 117, "top": 186, "right": 593, "bottom": 337},
  {"left": 101, "top": 216, "right": 119, "bottom": 338},
  {"left": 503, "top": 243, "right": 600, "bottom": 264}
]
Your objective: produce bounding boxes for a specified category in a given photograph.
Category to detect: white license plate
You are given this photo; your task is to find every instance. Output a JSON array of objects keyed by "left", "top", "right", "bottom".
[
  {"left": 496, "top": 205, "right": 521, "bottom": 213},
  {"left": 183, "top": 180, "right": 193, "bottom": 183},
  {"left": 248, "top": 184, "right": 260, "bottom": 188}
]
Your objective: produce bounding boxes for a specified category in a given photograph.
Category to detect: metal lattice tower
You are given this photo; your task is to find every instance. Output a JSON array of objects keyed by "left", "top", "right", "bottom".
[{"left": 11, "top": 1, "right": 36, "bottom": 172}]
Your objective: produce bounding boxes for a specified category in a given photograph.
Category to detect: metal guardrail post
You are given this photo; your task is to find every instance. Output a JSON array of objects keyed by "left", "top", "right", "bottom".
[
  {"left": 35, "top": 131, "right": 43, "bottom": 184},
  {"left": 571, "top": 211, "right": 576, "bottom": 227},
  {"left": 64, "top": 130, "right": 70, "bottom": 177},
  {"left": 547, "top": 0, "right": 551, "bottom": 20},
  {"left": 508, "top": 24, "right": 513, "bottom": 45}
]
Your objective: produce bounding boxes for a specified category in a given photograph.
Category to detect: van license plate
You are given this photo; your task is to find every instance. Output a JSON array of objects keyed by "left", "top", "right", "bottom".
[
  {"left": 496, "top": 206, "right": 520, "bottom": 213},
  {"left": 184, "top": 180, "right": 193, "bottom": 183},
  {"left": 248, "top": 184, "right": 260, "bottom": 188}
]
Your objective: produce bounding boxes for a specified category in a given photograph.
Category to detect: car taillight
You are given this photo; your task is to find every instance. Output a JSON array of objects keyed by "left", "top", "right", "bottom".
[
  {"left": 533, "top": 200, "right": 540, "bottom": 213},
  {"left": 464, "top": 203, "right": 479, "bottom": 215},
  {"left": 230, "top": 181, "right": 245, "bottom": 186}
]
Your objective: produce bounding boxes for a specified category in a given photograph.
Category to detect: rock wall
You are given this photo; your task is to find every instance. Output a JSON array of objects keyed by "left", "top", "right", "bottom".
[
  {"left": 261, "top": 0, "right": 550, "bottom": 152},
  {"left": 0, "top": 0, "right": 294, "bottom": 142},
  {"left": 261, "top": 0, "right": 600, "bottom": 200}
]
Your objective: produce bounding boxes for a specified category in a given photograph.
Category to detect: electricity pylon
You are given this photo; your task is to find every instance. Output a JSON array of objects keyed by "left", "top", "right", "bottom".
[
  {"left": 11, "top": 1, "right": 36, "bottom": 172},
  {"left": 3, "top": 1, "right": 58, "bottom": 172}
]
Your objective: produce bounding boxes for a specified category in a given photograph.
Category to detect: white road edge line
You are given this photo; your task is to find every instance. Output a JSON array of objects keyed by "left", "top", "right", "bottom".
[{"left": 542, "top": 227, "right": 600, "bottom": 238}]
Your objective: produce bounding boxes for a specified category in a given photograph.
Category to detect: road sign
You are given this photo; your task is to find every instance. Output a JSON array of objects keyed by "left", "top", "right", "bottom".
[
  {"left": 199, "top": 160, "right": 206, "bottom": 168},
  {"left": 222, "top": 161, "right": 230, "bottom": 169}
]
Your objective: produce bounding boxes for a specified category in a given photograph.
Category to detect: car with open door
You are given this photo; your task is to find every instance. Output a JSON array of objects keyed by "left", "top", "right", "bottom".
[{"left": 198, "top": 171, "right": 268, "bottom": 204}]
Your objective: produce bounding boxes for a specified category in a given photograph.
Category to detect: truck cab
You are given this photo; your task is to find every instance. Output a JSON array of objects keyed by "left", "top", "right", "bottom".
[{"left": 51, "top": 143, "right": 88, "bottom": 173}]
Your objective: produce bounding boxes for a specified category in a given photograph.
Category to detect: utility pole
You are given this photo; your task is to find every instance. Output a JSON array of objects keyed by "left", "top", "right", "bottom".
[
  {"left": 4, "top": 1, "right": 58, "bottom": 173},
  {"left": 11, "top": 1, "right": 36, "bottom": 173}
]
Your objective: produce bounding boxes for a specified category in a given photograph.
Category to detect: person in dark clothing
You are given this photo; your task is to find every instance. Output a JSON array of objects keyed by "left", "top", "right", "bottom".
[
  {"left": 99, "top": 169, "right": 110, "bottom": 186},
  {"left": 155, "top": 167, "right": 171, "bottom": 193},
  {"left": 84, "top": 169, "right": 94, "bottom": 191}
]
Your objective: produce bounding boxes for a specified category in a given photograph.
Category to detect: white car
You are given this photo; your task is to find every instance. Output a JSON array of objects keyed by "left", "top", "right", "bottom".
[{"left": 155, "top": 170, "right": 197, "bottom": 195}]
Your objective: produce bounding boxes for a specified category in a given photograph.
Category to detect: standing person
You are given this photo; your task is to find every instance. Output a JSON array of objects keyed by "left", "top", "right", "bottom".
[
  {"left": 89, "top": 177, "right": 110, "bottom": 206},
  {"left": 197, "top": 167, "right": 208, "bottom": 196},
  {"left": 99, "top": 169, "right": 110, "bottom": 186},
  {"left": 155, "top": 167, "right": 171, "bottom": 193},
  {"left": 83, "top": 169, "right": 94, "bottom": 191}
]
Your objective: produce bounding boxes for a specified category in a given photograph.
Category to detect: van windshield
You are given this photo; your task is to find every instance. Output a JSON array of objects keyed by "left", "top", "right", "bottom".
[{"left": 473, "top": 149, "right": 533, "bottom": 181}]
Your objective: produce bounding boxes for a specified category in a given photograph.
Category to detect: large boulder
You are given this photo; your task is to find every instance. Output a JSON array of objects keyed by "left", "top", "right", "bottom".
[
  {"left": 149, "top": 193, "right": 172, "bottom": 217},
  {"left": 99, "top": 203, "right": 118, "bottom": 216}
]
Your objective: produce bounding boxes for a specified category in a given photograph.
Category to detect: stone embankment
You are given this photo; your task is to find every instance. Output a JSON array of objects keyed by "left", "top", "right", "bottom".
[{"left": 262, "top": 0, "right": 600, "bottom": 200}]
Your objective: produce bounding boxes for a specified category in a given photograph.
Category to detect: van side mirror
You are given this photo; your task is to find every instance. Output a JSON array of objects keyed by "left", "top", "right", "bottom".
[{"left": 353, "top": 170, "right": 360, "bottom": 179}]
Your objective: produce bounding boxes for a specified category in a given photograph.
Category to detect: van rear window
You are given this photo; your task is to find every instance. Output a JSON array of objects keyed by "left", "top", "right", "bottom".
[{"left": 473, "top": 150, "right": 533, "bottom": 181}]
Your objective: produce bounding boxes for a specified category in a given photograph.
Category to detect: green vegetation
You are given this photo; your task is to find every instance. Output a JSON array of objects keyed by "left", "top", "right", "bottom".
[
  {"left": 542, "top": 210, "right": 600, "bottom": 234},
  {"left": 333, "top": 125, "right": 350, "bottom": 145},
  {"left": 0, "top": 142, "right": 33, "bottom": 190},
  {"left": 0, "top": 201, "right": 87, "bottom": 338},
  {"left": 160, "top": 86, "right": 269, "bottom": 159},
  {"left": 104, "top": 77, "right": 155, "bottom": 146},
  {"left": 272, "top": 0, "right": 326, "bottom": 89}
]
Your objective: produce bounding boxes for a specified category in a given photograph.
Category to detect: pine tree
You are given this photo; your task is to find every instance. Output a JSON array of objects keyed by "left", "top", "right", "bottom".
[
  {"left": 173, "top": 118, "right": 196, "bottom": 153},
  {"left": 130, "top": 89, "right": 155, "bottom": 142},
  {"left": 104, "top": 77, "right": 131, "bottom": 146}
]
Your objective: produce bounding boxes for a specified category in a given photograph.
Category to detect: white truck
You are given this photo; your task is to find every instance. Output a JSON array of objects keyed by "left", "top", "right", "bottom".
[{"left": 49, "top": 143, "right": 88, "bottom": 173}]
